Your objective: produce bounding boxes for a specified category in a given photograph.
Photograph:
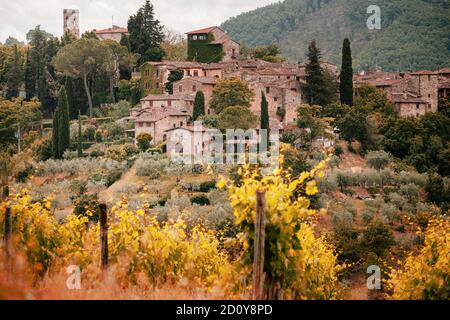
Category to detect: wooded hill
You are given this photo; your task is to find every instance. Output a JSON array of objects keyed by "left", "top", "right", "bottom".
[{"left": 221, "top": 0, "right": 450, "bottom": 71}]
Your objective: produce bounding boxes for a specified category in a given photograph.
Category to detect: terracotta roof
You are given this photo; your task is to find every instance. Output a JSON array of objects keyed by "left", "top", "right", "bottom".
[
  {"left": 391, "top": 92, "right": 427, "bottom": 103},
  {"left": 257, "top": 68, "right": 297, "bottom": 76},
  {"left": 141, "top": 93, "right": 195, "bottom": 101},
  {"left": 95, "top": 27, "right": 128, "bottom": 34},
  {"left": 410, "top": 70, "right": 437, "bottom": 75},
  {"left": 176, "top": 77, "right": 217, "bottom": 85},
  {"left": 185, "top": 26, "right": 217, "bottom": 35},
  {"left": 437, "top": 67, "right": 450, "bottom": 74},
  {"left": 438, "top": 80, "right": 450, "bottom": 89},
  {"left": 135, "top": 107, "right": 189, "bottom": 122}
]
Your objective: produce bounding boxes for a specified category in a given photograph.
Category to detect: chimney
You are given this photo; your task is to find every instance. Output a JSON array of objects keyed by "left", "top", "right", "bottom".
[{"left": 403, "top": 92, "right": 407, "bottom": 99}]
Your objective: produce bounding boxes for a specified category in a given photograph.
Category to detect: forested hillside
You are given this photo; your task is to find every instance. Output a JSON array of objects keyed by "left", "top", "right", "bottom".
[{"left": 221, "top": 0, "right": 450, "bottom": 71}]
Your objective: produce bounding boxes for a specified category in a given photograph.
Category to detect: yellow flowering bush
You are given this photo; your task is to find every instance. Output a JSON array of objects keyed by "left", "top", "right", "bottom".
[
  {"left": 217, "top": 156, "right": 343, "bottom": 299},
  {"left": 388, "top": 217, "right": 450, "bottom": 300}
]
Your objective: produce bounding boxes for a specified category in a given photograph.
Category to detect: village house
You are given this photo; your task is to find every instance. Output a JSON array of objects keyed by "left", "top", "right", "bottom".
[
  {"left": 94, "top": 26, "right": 128, "bottom": 42},
  {"left": 186, "top": 26, "right": 240, "bottom": 63},
  {"left": 354, "top": 67, "right": 450, "bottom": 117},
  {"left": 133, "top": 106, "right": 190, "bottom": 145},
  {"left": 172, "top": 77, "right": 217, "bottom": 115}
]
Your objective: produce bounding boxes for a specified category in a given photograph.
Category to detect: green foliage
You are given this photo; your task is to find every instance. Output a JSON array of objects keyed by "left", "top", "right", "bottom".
[
  {"left": 209, "top": 77, "right": 255, "bottom": 114},
  {"left": 190, "top": 195, "right": 210, "bottom": 206},
  {"left": 192, "top": 90, "right": 206, "bottom": 121},
  {"left": 339, "top": 38, "right": 353, "bottom": 106},
  {"left": 303, "top": 40, "right": 335, "bottom": 106},
  {"left": 136, "top": 133, "right": 153, "bottom": 151},
  {"left": 5, "top": 45, "right": 23, "bottom": 99},
  {"left": 187, "top": 32, "right": 223, "bottom": 63},
  {"left": 53, "top": 38, "right": 111, "bottom": 117},
  {"left": 241, "top": 44, "right": 285, "bottom": 62},
  {"left": 165, "top": 69, "right": 183, "bottom": 94},
  {"left": 58, "top": 86, "right": 70, "bottom": 158},
  {"left": 217, "top": 106, "right": 258, "bottom": 130},
  {"left": 366, "top": 150, "right": 391, "bottom": 170},
  {"left": 222, "top": 0, "right": 450, "bottom": 71},
  {"left": 260, "top": 92, "right": 269, "bottom": 131},
  {"left": 127, "top": 0, "right": 165, "bottom": 63},
  {"left": 362, "top": 220, "right": 395, "bottom": 257}
]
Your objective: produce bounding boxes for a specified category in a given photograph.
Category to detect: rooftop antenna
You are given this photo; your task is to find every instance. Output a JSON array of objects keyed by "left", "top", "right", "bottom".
[{"left": 112, "top": 16, "right": 114, "bottom": 28}]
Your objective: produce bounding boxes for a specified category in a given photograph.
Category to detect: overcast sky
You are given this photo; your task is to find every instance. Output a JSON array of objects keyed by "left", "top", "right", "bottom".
[{"left": 0, "top": 0, "right": 278, "bottom": 43}]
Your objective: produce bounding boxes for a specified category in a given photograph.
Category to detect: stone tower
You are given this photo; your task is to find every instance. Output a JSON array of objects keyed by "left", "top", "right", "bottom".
[{"left": 63, "top": 9, "right": 80, "bottom": 39}]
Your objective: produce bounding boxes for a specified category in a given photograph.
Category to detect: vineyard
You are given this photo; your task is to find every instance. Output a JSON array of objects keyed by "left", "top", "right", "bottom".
[{"left": 1, "top": 151, "right": 448, "bottom": 300}]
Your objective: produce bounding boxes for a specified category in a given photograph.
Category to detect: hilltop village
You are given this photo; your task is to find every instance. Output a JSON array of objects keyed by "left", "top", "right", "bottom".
[{"left": 126, "top": 25, "right": 450, "bottom": 147}]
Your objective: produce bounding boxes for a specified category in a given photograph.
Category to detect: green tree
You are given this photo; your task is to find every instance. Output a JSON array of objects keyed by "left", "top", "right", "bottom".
[
  {"left": 52, "top": 108, "right": 60, "bottom": 159},
  {"left": 165, "top": 69, "right": 183, "bottom": 94},
  {"left": 77, "top": 110, "right": 83, "bottom": 157},
  {"left": 127, "top": 0, "right": 165, "bottom": 63},
  {"left": 260, "top": 92, "right": 269, "bottom": 130},
  {"left": 303, "top": 40, "right": 334, "bottom": 107},
  {"left": 53, "top": 38, "right": 111, "bottom": 117},
  {"left": 57, "top": 86, "right": 70, "bottom": 157},
  {"left": 65, "top": 77, "right": 77, "bottom": 119},
  {"left": 0, "top": 97, "right": 41, "bottom": 150},
  {"left": 26, "top": 26, "right": 60, "bottom": 115},
  {"left": 6, "top": 45, "right": 22, "bottom": 99},
  {"left": 217, "top": 106, "right": 258, "bottom": 130},
  {"left": 104, "top": 40, "right": 138, "bottom": 102},
  {"left": 366, "top": 150, "right": 391, "bottom": 170},
  {"left": 210, "top": 77, "right": 254, "bottom": 114},
  {"left": 340, "top": 38, "right": 353, "bottom": 106},
  {"left": 193, "top": 90, "right": 205, "bottom": 121}
]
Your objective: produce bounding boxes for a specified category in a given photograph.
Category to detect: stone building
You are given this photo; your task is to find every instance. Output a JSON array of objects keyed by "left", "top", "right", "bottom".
[
  {"left": 172, "top": 77, "right": 217, "bottom": 115},
  {"left": 186, "top": 26, "right": 240, "bottom": 63},
  {"left": 95, "top": 26, "right": 128, "bottom": 42},
  {"left": 63, "top": 9, "right": 80, "bottom": 39}
]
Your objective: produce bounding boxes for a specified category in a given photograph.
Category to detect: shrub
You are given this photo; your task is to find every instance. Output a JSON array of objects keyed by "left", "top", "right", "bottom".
[
  {"left": 361, "top": 208, "right": 375, "bottom": 225},
  {"left": 82, "top": 125, "right": 96, "bottom": 142},
  {"left": 32, "top": 136, "right": 53, "bottom": 161},
  {"left": 334, "top": 144, "right": 343, "bottom": 157},
  {"left": 398, "top": 183, "right": 420, "bottom": 203},
  {"left": 15, "top": 164, "right": 34, "bottom": 183},
  {"left": 332, "top": 208, "right": 354, "bottom": 226},
  {"left": 135, "top": 155, "right": 170, "bottom": 178},
  {"left": 136, "top": 133, "right": 153, "bottom": 151},
  {"left": 396, "top": 234, "right": 416, "bottom": 250},
  {"left": 73, "top": 194, "right": 100, "bottom": 222},
  {"left": 102, "top": 122, "right": 125, "bottom": 141},
  {"left": 366, "top": 150, "right": 391, "bottom": 170},
  {"left": 389, "top": 193, "right": 409, "bottom": 210},
  {"left": 199, "top": 181, "right": 216, "bottom": 193},
  {"left": 380, "top": 203, "right": 399, "bottom": 223},
  {"left": 333, "top": 224, "right": 363, "bottom": 263},
  {"left": 367, "top": 186, "right": 380, "bottom": 195},
  {"left": 190, "top": 195, "right": 210, "bottom": 206},
  {"left": 361, "top": 220, "right": 394, "bottom": 257}
]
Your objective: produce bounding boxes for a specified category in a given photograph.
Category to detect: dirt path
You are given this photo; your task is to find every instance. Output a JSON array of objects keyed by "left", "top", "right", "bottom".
[
  {"left": 348, "top": 274, "right": 369, "bottom": 300},
  {"left": 98, "top": 164, "right": 140, "bottom": 204}
]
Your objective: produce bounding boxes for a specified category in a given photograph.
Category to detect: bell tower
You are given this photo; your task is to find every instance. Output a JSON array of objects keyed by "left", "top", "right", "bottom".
[{"left": 63, "top": 9, "right": 80, "bottom": 39}]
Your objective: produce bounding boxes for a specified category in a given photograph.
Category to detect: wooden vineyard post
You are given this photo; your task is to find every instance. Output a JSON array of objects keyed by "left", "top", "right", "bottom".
[
  {"left": 99, "top": 204, "right": 109, "bottom": 270},
  {"left": 4, "top": 206, "right": 12, "bottom": 272},
  {"left": 1, "top": 185, "right": 8, "bottom": 201},
  {"left": 252, "top": 190, "right": 266, "bottom": 300}
]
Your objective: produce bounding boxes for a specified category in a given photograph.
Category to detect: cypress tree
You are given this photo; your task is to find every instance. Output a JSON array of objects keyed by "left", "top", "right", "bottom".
[
  {"left": 260, "top": 92, "right": 270, "bottom": 147},
  {"left": 192, "top": 90, "right": 205, "bottom": 121},
  {"left": 52, "top": 108, "right": 60, "bottom": 159},
  {"left": 6, "top": 45, "right": 23, "bottom": 99},
  {"left": 77, "top": 110, "right": 83, "bottom": 157},
  {"left": 65, "top": 77, "right": 77, "bottom": 119},
  {"left": 57, "top": 86, "right": 70, "bottom": 158},
  {"left": 340, "top": 38, "right": 353, "bottom": 106},
  {"left": 24, "top": 49, "right": 36, "bottom": 100},
  {"left": 304, "top": 40, "right": 335, "bottom": 107}
]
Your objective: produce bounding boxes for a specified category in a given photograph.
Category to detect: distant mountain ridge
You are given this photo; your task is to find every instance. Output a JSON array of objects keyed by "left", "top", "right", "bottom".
[{"left": 221, "top": 0, "right": 450, "bottom": 71}]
